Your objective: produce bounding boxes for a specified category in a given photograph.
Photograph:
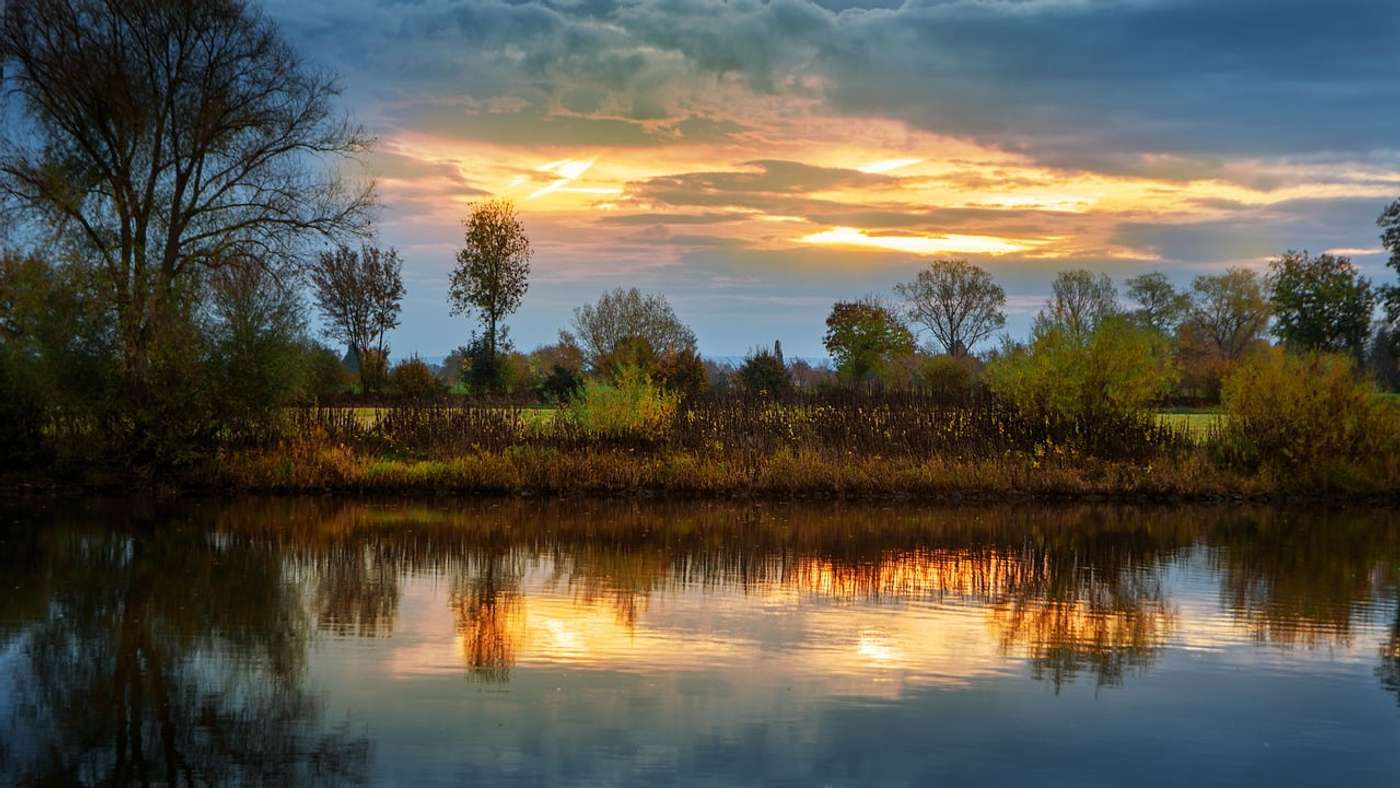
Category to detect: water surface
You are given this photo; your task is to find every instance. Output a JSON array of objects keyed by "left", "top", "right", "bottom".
[{"left": 2, "top": 498, "right": 1398, "bottom": 785}]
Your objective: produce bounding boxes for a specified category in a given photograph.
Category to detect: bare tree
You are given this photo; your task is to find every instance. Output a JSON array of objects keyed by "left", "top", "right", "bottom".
[
  {"left": 1034, "top": 270, "right": 1119, "bottom": 341},
  {"left": 308, "top": 244, "right": 404, "bottom": 389},
  {"left": 1189, "top": 268, "right": 1272, "bottom": 360},
  {"left": 894, "top": 258, "right": 1006, "bottom": 356},
  {"left": 1125, "top": 272, "right": 1192, "bottom": 335},
  {"left": 563, "top": 287, "right": 697, "bottom": 372},
  {"left": 0, "top": 0, "right": 373, "bottom": 397},
  {"left": 448, "top": 199, "right": 531, "bottom": 361}
]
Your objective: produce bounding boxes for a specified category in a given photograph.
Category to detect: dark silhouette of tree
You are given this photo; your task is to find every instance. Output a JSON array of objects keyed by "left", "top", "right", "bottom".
[
  {"left": 0, "top": 0, "right": 372, "bottom": 417},
  {"left": 309, "top": 244, "right": 404, "bottom": 393},
  {"left": 1267, "top": 250, "right": 1375, "bottom": 358},
  {"left": 448, "top": 199, "right": 531, "bottom": 390},
  {"left": 895, "top": 258, "right": 1006, "bottom": 356},
  {"left": 1376, "top": 199, "right": 1400, "bottom": 357},
  {"left": 738, "top": 343, "right": 792, "bottom": 397}
]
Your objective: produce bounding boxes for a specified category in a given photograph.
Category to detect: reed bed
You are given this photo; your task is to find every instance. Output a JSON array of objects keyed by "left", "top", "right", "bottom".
[{"left": 276, "top": 390, "right": 1194, "bottom": 464}]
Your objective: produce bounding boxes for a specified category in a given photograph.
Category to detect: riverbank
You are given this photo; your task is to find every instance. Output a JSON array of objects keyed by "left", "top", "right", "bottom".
[{"left": 161, "top": 444, "right": 1388, "bottom": 505}]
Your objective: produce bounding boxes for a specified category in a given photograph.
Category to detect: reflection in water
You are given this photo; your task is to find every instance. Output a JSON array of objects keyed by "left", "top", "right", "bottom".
[{"left": 2, "top": 498, "right": 1399, "bottom": 784}]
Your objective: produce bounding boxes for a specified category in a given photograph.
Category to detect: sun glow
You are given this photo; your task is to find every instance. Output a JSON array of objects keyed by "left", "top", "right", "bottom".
[
  {"left": 858, "top": 157, "right": 924, "bottom": 174},
  {"left": 799, "top": 226, "right": 1037, "bottom": 256}
]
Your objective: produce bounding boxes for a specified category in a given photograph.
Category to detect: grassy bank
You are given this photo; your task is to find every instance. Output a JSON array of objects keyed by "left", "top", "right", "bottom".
[{"left": 209, "top": 443, "right": 1277, "bottom": 500}]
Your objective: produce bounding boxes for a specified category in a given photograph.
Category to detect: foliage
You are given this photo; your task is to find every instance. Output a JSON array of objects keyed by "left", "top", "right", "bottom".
[
  {"left": 655, "top": 346, "right": 708, "bottom": 396},
  {"left": 986, "top": 318, "right": 1179, "bottom": 420},
  {"left": 564, "top": 288, "right": 697, "bottom": 372},
  {"left": 309, "top": 244, "right": 404, "bottom": 394},
  {"left": 1033, "top": 270, "right": 1119, "bottom": 341},
  {"left": 0, "top": 0, "right": 370, "bottom": 413},
  {"left": 1188, "top": 268, "right": 1272, "bottom": 360},
  {"left": 449, "top": 199, "right": 532, "bottom": 364},
  {"left": 918, "top": 354, "right": 982, "bottom": 402},
  {"left": 1125, "top": 272, "right": 1191, "bottom": 335},
  {"left": 895, "top": 258, "right": 1006, "bottom": 356},
  {"left": 300, "top": 343, "right": 351, "bottom": 402},
  {"left": 537, "top": 365, "right": 584, "bottom": 404},
  {"left": 564, "top": 365, "right": 679, "bottom": 436},
  {"left": 1215, "top": 348, "right": 1400, "bottom": 486},
  {"left": 1377, "top": 199, "right": 1400, "bottom": 356},
  {"left": 823, "top": 299, "right": 915, "bottom": 385},
  {"left": 390, "top": 356, "right": 444, "bottom": 399},
  {"left": 1267, "top": 250, "right": 1375, "bottom": 357},
  {"left": 738, "top": 346, "right": 793, "bottom": 397}
]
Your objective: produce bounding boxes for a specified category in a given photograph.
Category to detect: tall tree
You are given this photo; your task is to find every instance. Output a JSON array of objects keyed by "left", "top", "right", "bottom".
[
  {"left": 1267, "top": 250, "right": 1374, "bottom": 357},
  {"left": 0, "top": 0, "right": 372, "bottom": 400},
  {"left": 894, "top": 258, "right": 1006, "bottom": 356},
  {"left": 1125, "top": 271, "right": 1192, "bottom": 335},
  {"left": 308, "top": 244, "right": 404, "bottom": 390},
  {"left": 449, "top": 199, "right": 532, "bottom": 363},
  {"left": 1188, "top": 268, "right": 1272, "bottom": 361},
  {"left": 1375, "top": 199, "right": 1400, "bottom": 356},
  {"left": 1034, "top": 270, "right": 1119, "bottom": 342},
  {"left": 823, "top": 298, "right": 915, "bottom": 385},
  {"left": 564, "top": 287, "right": 697, "bottom": 372}
]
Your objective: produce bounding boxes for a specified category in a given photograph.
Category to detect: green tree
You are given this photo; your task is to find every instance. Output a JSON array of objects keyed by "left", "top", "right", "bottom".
[
  {"left": 738, "top": 342, "right": 793, "bottom": 397},
  {"left": 823, "top": 299, "right": 915, "bottom": 385},
  {"left": 986, "top": 318, "right": 1178, "bottom": 420},
  {"left": 449, "top": 199, "right": 532, "bottom": 388},
  {"left": 1125, "top": 272, "right": 1192, "bottom": 335},
  {"left": 1188, "top": 268, "right": 1272, "bottom": 361},
  {"left": 894, "top": 258, "right": 1006, "bottom": 356},
  {"left": 1267, "top": 251, "right": 1375, "bottom": 357},
  {"left": 1034, "top": 270, "right": 1119, "bottom": 342}
]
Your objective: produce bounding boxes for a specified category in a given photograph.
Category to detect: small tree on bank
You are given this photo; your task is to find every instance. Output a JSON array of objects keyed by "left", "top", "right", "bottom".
[
  {"left": 823, "top": 299, "right": 915, "bottom": 386},
  {"left": 449, "top": 199, "right": 532, "bottom": 390},
  {"left": 895, "top": 258, "right": 1006, "bottom": 356},
  {"left": 309, "top": 244, "right": 404, "bottom": 394}
]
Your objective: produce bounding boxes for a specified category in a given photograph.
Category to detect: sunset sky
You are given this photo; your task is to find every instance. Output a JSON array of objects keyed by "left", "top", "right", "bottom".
[{"left": 265, "top": 0, "right": 1400, "bottom": 359}]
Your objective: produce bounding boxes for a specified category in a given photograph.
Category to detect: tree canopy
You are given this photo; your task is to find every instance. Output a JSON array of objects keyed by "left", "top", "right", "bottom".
[{"left": 895, "top": 258, "right": 1006, "bottom": 357}]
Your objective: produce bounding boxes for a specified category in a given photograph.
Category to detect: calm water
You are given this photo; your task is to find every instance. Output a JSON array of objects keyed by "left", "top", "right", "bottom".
[{"left": 2, "top": 498, "right": 1399, "bottom": 786}]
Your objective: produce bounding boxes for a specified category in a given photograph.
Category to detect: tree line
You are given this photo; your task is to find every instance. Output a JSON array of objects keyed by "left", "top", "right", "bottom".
[{"left": 1, "top": 0, "right": 1399, "bottom": 473}]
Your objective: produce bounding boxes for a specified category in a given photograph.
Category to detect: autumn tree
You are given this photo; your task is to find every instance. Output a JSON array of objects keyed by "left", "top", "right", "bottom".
[
  {"left": 309, "top": 244, "right": 404, "bottom": 393},
  {"left": 564, "top": 288, "right": 697, "bottom": 372},
  {"left": 1034, "top": 270, "right": 1119, "bottom": 342},
  {"left": 0, "top": 0, "right": 373, "bottom": 408},
  {"left": 894, "top": 258, "right": 1006, "bottom": 356},
  {"left": 449, "top": 199, "right": 532, "bottom": 387},
  {"left": 1125, "top": 272, "right": 1192, "bottom": 336},
  {"left": 1267, "top": 251, "right": 1374, "bottom": 357},
  {"left": 1188, "top": 268, "right": 1272, "bottom": 361},
  {"left": 823, "top": 299, "right": 915, "bottom": 386}
]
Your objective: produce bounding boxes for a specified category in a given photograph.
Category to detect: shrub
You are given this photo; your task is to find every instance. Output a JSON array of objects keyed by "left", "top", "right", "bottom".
[
  {"left": 985, "top": 318, "right": 1178, "bottom": 420},
  {"left": 536, "top": 364, "right": 583, "bottom": 404},
  {"left": 1214, "top": 348, "right": 1400, "bottom": 486},
  {"left": 564, "top": 365, "right": 678, "bottom": 436},
  {"left": 737, "top": 349, "right": 792, "bottom": 397},
  {"left": 390, "top": 356, "right": 444, "bottom": 400},
  {"left": 918, "top": 354, "right": 981, "bottom": 402}
]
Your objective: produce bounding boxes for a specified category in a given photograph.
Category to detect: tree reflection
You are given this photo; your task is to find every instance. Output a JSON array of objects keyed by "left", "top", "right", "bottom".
[
  {"left": 0, "top": 507, "right": 368, "bottom": 785},
  {"left": 449, "top": 551, "right": 526, "bottom": 682}
]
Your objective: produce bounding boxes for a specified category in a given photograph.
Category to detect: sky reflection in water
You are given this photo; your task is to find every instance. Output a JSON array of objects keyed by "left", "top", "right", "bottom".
[{"left": 1, "top": 498, "right": 1398, "bottom": 786}]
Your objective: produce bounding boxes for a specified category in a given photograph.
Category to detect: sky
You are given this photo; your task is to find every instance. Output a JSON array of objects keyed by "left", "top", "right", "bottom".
[{"left": 263, "top": 0, "right": 1400, "bottom": 360}]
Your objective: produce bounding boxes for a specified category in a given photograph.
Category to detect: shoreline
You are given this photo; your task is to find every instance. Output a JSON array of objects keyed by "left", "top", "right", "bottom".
[{"left": 8, "top": 446, "right": 1397, "bottom": 508}]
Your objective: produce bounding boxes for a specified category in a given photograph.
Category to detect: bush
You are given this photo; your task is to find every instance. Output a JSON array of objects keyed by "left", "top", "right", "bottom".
[
  {"left": 737, "top": 350, "right": 792, "bottom": 397},
  {"left": 918, "top": 354, "right": 981, "bottom": 402},
  {"left": 564, "top": 365, "right": 678, "bottom": 436},
  {"left": 985, "top": 318, "right": 1178, "bottom": 420},
  {"left": 389, "top": 356, "right": 444, "bottom": 400},
  {"left": 300, "top": 344, "right": 351, "bottom": 402},
  {"left": 536, "top": 364, "right": 583, "bottom": 404},
  {"left": 1214, "top": 348, "right": 1400, "bottom": 486}
]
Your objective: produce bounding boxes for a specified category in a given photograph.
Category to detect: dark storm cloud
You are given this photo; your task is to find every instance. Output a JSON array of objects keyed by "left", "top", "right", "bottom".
[{"left": 274, "top": 0, "right": 1400, "bottom": 164}]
